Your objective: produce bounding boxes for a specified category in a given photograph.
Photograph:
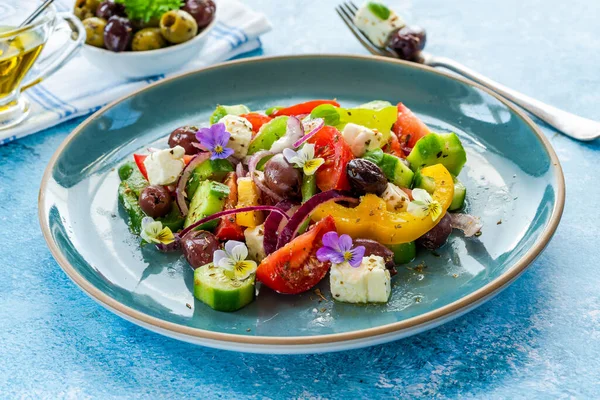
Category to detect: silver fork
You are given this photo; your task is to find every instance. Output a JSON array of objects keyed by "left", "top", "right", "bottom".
[{"left": 337, "top": 1, "right": 600, "bottom": 141}]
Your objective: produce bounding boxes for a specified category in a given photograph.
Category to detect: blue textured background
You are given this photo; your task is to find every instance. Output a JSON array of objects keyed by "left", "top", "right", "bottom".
[{"left": 2, "top": 0, "right": 599, "bottom": 398}]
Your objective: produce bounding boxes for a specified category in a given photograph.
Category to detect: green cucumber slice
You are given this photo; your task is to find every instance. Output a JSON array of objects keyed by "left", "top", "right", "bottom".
[
  {"left": 406, "top": 132, "right": 467, "bottom": 176},
  {"left": 184, "top": 180, "right": 230, "bottom": 230},
  {"left": 449, "top": 177, "right": 467, "bottom": 211},
  {"left": 194, "top": 264, "right": 255, "bottom": 312},
  {"left": 413, "top": 168, "right": 436, "bottom": 194},
  {"left": 363, "top": 149, "right": 414, "bottom": 188},
  {"left": 387, "top": 242, "right": 416, "bottom": 265},
  {"left": 186, "top": 159, "right": 234, "bottom": 198}
]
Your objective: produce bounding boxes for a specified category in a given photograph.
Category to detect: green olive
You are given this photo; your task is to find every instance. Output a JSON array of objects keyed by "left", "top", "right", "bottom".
[
  {"left": 159, "top": 10, "right": 198, "bottom": 44},
  {"left": 74, "top": 0, "right": 101, "bottom": 21},
  {"left": 83, "top": 17, "right": 107, "bottom": 48},
  {"left": 132, "top": 28, "right": 168, "bottom": 51}
]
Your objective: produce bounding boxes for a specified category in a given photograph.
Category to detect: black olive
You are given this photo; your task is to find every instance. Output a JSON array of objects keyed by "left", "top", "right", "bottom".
[
  {"left": 139, "top": 185, "right": 172, "bottom": 218},
  {"left": 168, "top": 126, "right": 200, "bottom": 155},
  {"left": 181, "top": 230, "right": 220, "bottom": 269},
  {"left": 263, "top": 154, "right": 302, "bottom": 199},
  {"left": 388, "top": 26, "right": 427, "bottom": 61},
  {"left": 346, "top": 159, "right": 388, "bottom": 196},
  {"left": 416, "top": 213, "right": 452, "bottom": 250},
  {"left": 104, "top": 16, "right": 133, "bottom": 52}
]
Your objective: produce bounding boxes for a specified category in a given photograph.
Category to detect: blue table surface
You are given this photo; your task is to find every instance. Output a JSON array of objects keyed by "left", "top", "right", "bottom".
[{"left": 2, "top": 0, "right": 600, "bottom": 398}]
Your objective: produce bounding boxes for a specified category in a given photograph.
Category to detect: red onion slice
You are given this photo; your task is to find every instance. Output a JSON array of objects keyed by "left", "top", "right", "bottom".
[
  {"left": 269, "top": 116, "right": 304, "bottom": 153},
  {"left": 235, "top": 161, "right": 246, "bottom": 178},
  {"left": 293, "top": 118, "right": 324, "bottom": 148},
  {"left": 448, "top": 213, "right": 483, "bottom": 237},
  {"left": 179, "top": 205, "right": 289, "bottom": 238},
  {"left": 276, "top": 190, "right": 358, "bottom": 249},
  {"left": 263, "top": 200, "right": 296, "bottom": 255},
  {"left": 175, "top": 153, "right": 210, "bottom": 216},
  {"left": 247, "top": 150, "right": 284, "bottom": 202}
]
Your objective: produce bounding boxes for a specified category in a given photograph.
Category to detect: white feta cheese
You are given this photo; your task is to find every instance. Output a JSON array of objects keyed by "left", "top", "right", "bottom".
[
  {"left": 143, "top": 146, "right": 185, "bottom": 186},
  {"left": 353, "top": 2, "right": 405, "bottom": 47},
  {"left": 219, "top": 115, "right": 253, "bottom": 159},
  {"left": 244, "top": 224, "right": 266, "bottom": 262},
  {"left": 330, "top": 255, "right": 391, "bottom": 303},
  {"left": 341, "top": 123, "right": 385, "bottom": 157},
  {"left": 381, "top": 182, "right": 410, "bottom": 212}
]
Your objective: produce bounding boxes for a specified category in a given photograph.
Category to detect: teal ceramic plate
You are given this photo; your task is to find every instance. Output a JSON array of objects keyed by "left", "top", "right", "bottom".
[{"left": 39, "top": 55, "right": 565, "bottom": 354}]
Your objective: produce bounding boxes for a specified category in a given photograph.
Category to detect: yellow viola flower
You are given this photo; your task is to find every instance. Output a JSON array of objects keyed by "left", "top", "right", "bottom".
[
  {"left": 140, "top": 217, "right": 175, "bottom": 245},
  {"left": 213, "top": 240, "right": 258, "bottom": 280},
  {"left": 283, "top": 144, "right": 325, "bottom": 176},
  {"left": 407, "top": 188, "right": 442, "bottom": 222}
]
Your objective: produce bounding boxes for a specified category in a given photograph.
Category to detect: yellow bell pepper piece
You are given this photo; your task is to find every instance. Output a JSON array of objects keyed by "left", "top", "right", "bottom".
[
  {"left": 311, "top": 164, "right": 454, "bottom": 244},
  {"left": 236, "top": 177, "right": 264, "bottom": 228}
]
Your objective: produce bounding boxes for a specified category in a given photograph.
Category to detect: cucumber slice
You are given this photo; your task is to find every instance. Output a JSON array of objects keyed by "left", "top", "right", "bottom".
[
  {"left": 406, "top": 133, "right": 467, "bottom": 176},
  {"left": 186, "top": 159, "right": 234, "bottom": 198},
  {"left": 449, "top": 177, "right": 466, "bottom": 211},
  {"left": 387, "top": 242, "right": 416, "bottom": 265},
  {"left": 209, "top": 104, "right": 250, "bottom": 125},
  {"left": 184, "top": 180, "right": 230, "bottom": 230},
  {"left": 194, "top": 264, "right": 255, "bottom": 312},
  {"left": 363, "top": 149, "right": 414, "bottom": 188},
  {"left": 413, "top": 168, "right": 436, "bottom": 194},
  {"left": 157, "top": 203, "right": 185, "bottom": 232}
]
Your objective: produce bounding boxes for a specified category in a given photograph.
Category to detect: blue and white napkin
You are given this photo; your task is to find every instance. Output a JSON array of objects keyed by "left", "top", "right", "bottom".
[{"left": 0, "top": 0, "right": 271, "bottom": 145}]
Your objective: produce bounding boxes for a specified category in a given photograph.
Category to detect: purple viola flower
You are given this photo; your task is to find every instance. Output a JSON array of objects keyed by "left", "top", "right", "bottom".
[
  {"left": 316, "top": 231, "right": 365, "bottom": 268},
  {"left": 195, "top": 123, "right": 234, "bottom": 160}
]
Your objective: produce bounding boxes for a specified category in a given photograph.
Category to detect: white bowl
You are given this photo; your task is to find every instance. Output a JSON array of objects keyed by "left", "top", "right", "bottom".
[{"left": 82, "top": 16, "right": 216, "bottom": 80}]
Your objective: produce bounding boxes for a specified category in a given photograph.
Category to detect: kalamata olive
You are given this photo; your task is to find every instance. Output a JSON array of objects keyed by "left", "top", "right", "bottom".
[
  {"left": 96, "top": 1, "right": 126, "bottom": 20},
  {"left": 354, "top": 238, "right": 395, "bottom": 269},
  {"left": 263, "top": 154, "right": 302, "bottom": 199},
  {"left": 388, "top": 26, "right": 427, "bottom": 61},
  {"left": 346, "top": 159, "right": 388, "bottom": 196},
  {"left": 417, "top": 213, "right": 452, "bottom": 250},
  {"left": 83, "top": 17, "right": 107, "bottom": 48},
  {"left": 182, "top": 0, "right": 216, "bottom": 29},
  {"left": 160, "top": 10, "right": 198, "bottom": 44},
  {"left": 181, "top": 230, "right": 220, "bottom": 269},
  {"left": 104, "top": 16, "right": 133, "bottom": 52},
  {"left": 139, "top": 185, "right": 172, "bottom": 218},
  {"left": 168, "top": 126, "right": 200, "bottom": 155}
]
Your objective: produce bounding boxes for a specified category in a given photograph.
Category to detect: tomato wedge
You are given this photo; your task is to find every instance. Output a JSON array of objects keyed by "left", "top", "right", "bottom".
[
  {"left": 215, "top": 172, "right": 245, "bottom": 241},
  {"left": 393, "top": 103, "right": 430, "bottom": 150},
  {"left": 383, "top": 132, "right": 406, "bottom": 158},
  {"left": 133, "top": 154, "right": 148, "bottom": 180},
  {"left": 307, "top": 126, "right": 354, "bottom": 191},
  {"left": 240, "top": 113, "right": 272, "bottom": 135},
  {"left": 256, "top": 216, "right": 336, "bottom": 294},
  {"left": 270, "top": 100, "right": 340, "bottom": 117}
]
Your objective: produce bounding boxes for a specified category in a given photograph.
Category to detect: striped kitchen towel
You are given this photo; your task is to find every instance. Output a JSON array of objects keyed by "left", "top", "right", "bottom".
[{"left": 0, "top": 0, "right": 271, "bottom": 145}]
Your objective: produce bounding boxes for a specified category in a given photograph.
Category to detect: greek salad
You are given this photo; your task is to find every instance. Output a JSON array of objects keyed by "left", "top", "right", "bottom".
[{"left": 117, "top": 99, "right": 482, "bottom": 312}]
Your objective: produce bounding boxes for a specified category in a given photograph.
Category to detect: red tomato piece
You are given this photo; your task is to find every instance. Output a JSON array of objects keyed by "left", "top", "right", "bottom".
[
  {"left": 240, "top": 113, "right": 272, "bottom": 135},
  {"left": 133, "top": 154, "right": 148, "bottom": 180},
  {"left": 256, "top": 216, "right": 336, "bottom": 294},
  {"left": 270, "top": 100, "right": 340, "bottom": 117},
  {"left": 307, "top": 126, "right": 354, "bottom": 192},
  {"left": 382, "top": 132, "right": 406, "bottom": 158},
  {"left": 393, "top": 103, "right": 430, "bottom": 150}
]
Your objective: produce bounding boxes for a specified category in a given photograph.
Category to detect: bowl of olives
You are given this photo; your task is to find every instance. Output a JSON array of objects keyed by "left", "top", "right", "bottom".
[{"left": 74, "top": 0, "right": 217, "bottom": 79}]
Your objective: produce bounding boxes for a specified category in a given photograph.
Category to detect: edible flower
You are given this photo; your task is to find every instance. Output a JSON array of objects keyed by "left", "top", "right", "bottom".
[
  {"left": 140, "top": 217, "right": 175, "bottom": 245},
  {"left": 195, "top": 123, "right": 234, "bottom": 160},
  {"left": 407, "top": 188, "right": 442, "bottom": 221},
  {"left": 213, "top": 240, "right": 258, "bottom": 280},
  {"left": 316, "top": 231, "right": 365, "bottom": 268},
  {"left": 283, "top": 143, "right": 325, "bottom": 175}
]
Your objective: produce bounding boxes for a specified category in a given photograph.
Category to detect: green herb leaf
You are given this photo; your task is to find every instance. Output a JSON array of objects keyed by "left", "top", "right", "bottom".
[
  {"left": 367, "top": 2, "right": 391, "bottom": 20},
  {"left": 310, "top": 104, "right": 341, "bottom": 126},
  {"left": 115, "top": 0, "right": 183, "bottom": 23}
]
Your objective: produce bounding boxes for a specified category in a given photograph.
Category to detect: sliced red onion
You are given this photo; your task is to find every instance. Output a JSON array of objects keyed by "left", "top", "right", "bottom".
[
  {"left": 155, "top": 234, "right": 181, "bottom": 252},
  {"left": 276, "top": 190, "right": 358, "bottom": 249},
  {"left": 247, "top": 150, "right": 284, "bottom": 202},
  {"left": 175, "top": 152, "right": 210, "bottom": 216},
  {"left": 191, "top": 142, "right": 210, "bottom": 152},
  {"left": 263, "top": 200, "right": 296, "bottom": 255},
  {"left": 235, "top": 161, "right": 246, "bottom": 178},
  {"left": 293, "top": 118, "right": 324, "bottom": 148},
  {"left": 448, "top": 213, "right": 483, "bottom": 237},
  {"left": 179, "top": 205, "right": 289, "bottom": 238},
  {"left": 269, "top": 116, "right": 304, "bottom": 153}
]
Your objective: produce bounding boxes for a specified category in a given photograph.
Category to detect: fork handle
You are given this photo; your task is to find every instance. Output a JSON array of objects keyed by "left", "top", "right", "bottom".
[{"left": 424, "top": 55, "right": 600, "bottom": 141}]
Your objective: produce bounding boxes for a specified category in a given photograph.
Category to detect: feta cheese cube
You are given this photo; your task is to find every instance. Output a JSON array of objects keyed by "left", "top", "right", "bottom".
[
  {"left": 330, "top": 255, "right": 391, "bottom": 303},
  {"left": 143, "top": 145, "right": 185, "bottom": 185},
  {"left": 381, "top": 182, "right": 410, "bottom": 212},
  {"left": 219, "top": 115, "right": 253, "bottom": 159},
  {"left": 341, "top": 123, "right": 385, "bottom": 157},
  {"left": 353, "top": 3, "right": 405, "bottom": 47},
  {"left": 244, "top": 224, "right": 266, "bottom": 262}
]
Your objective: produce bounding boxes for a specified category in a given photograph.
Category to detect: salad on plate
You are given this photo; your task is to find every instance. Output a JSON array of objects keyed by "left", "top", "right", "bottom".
[{"left": 117, "top": 99, "right": 482, "bottom": 312}]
